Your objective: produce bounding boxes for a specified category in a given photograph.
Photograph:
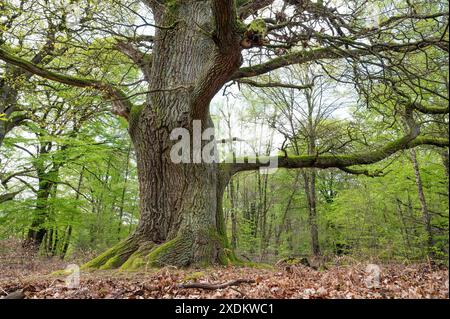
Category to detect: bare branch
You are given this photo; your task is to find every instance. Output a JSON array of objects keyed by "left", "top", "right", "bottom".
[
  {"left": 232, "top": 38, "right": 447, "bottom": 79},
  {"left": 237, "top": 78, "right": 313, "bottom": 90},
  {"left": 238, "top": 0, "right": 275, "bottom": 19},
  {"left": 177, "top": 279, "right": 255, "bottom": 290}
]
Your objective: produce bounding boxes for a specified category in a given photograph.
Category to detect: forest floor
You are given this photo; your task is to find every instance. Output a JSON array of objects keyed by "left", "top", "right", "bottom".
[{"left": 0, "top": 241, "right": 448, "bottom": 299}]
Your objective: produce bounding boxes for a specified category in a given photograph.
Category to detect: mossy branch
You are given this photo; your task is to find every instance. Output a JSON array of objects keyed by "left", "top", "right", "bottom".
[
  {"left": 412, "top": 102, "right": 449, "bottom": 115},
  {"left": 222, "top": 136, "right": 449, "bottom": 175}
]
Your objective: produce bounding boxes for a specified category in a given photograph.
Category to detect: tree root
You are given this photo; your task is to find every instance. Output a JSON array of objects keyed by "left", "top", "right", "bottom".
[
  {"left": 82, "top": 237, "right": 140, "bottom": 270},
  {"left": 177, "top": 279, "right": 255, "bottom": 290},
  {"left": 83, "top": 230, "right": 235, "bottom": 270}
]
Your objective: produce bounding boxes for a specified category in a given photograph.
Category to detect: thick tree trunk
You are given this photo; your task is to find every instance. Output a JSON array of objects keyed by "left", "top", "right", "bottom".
[
  {"left": 84, "top": 1, "right": 241, "bottom": 270},
  {"left": 83, "top": 142, "right": 234, "bottom": 269},
  {"left": 132, "top": 116, "right": 224, "bottom": 263},
  {"left": 25, "top": 166, "right": 59, "bottom": 250}
]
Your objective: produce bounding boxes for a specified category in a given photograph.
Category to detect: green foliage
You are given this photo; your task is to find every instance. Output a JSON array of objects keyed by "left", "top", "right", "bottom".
[
  {"left": 222, "top": 151, "right": 448, "bottom": 263},
  {"left": 247, "top": 19, "right": 267, "bottom": 35},
  {"left": 0, "top": 104, "right": 139, "bottom": 257}
]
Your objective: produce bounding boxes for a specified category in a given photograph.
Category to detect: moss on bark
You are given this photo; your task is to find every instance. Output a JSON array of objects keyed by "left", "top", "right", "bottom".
[
  {"left": 120, "top": 242, "right": 156, "bottom": 270},
  {"left": 140, "top": 229, "right": 231, "bottom": 268},
  {"left": 82, "top": 237, "right": 139, "bottom": 270},
  {"left": 82, "top": 228, "right": 240, "bottom": 271}
]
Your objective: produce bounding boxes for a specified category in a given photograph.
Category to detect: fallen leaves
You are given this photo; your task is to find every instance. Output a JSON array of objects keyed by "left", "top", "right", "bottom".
[
  {"left": 0, "top": 263, "right": 447, "bottom": 299},
  {"left": 0, "top": 239, "right": 448, "bottom": 299}
]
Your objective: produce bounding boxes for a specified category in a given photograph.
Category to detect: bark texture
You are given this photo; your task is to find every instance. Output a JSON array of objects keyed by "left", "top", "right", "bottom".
[
  {"left": 1, "top": 0, "right": 447, "bottom": 270},
  {"left": 85, "top": 1, "right": 242, "bottom": 269}
]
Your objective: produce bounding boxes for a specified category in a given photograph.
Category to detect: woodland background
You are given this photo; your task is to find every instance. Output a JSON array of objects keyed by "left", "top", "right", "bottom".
[{"left": 0, "top": 0, "right": 448, "bottom": 299}]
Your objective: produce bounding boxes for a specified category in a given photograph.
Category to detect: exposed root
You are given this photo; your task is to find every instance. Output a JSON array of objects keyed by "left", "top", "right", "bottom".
[
  {"left": 177, "top": 279, "right": 255, "bottom": 290},
  {"left": 129, "top": 230, "right": 228, "bottom": 269},
  {"left": 120, "top": 242, "right": 156, "bottom": 271},
  {"left": 144, "top": 234, "right": 195, "bottom": 268},
  {"left": 83, "top": 230, "right": 236, "bottom": 271},
  {"left": 82, "top": 237, "right": 139, "bottom": 270}
]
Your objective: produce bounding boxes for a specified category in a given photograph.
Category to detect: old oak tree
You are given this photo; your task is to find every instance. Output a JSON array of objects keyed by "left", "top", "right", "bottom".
[{"left": 0, "top": 0, "right": 448, "bottom": 268}]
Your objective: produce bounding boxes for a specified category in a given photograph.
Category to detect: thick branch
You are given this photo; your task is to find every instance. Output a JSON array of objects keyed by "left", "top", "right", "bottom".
[
  {"left": 223, "top": 136, "right": 449, "bottom": 175},
  {"left": 115, "top": 40, "right": 152, "bottom": 81},
  {"left": 0, "top": 47, "right": 134, "bottom": 119},
  {"left": 212, "top": 0, "right": 238, "bottom": 51},
  {"left": 0, "top": 190, "right": 22, "bottom": 204},
  {"left": 237, "top": 78, "right": 313, "bottom": 90},
  {"left": 238, "top": 0, "right": 275, "bottom": 19},
  {"left": 412, "top": 102, "right": 449, "bottom": 115},
  {"left": 232, "top": 38, "right": 447, "bottom": 79}
]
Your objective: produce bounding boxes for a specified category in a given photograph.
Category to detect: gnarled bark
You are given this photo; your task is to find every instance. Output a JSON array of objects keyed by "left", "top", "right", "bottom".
[
  {"left": 1, "top": 0, "right": 448, "bottom": 270},
  {"left": 84, "top": 1, "right": 242, "bottom": 269}
]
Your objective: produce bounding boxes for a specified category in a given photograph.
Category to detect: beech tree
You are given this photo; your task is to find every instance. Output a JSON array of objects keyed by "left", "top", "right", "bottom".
[{"left": 0, "top": 0, "right": 448, "bottom": 269}]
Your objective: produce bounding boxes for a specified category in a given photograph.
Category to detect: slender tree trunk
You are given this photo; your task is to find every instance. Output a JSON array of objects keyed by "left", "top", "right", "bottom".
[
  {"left": 304, "top": 90, "right": 320, "bottom": 256},
  {"left": 409, "top": 148, "right": 434, "bottom": 258},
  {"left": 440, "top": 149, "right": 449, "bottom": 194},
  {"left": 396, "top": 198, "right": 412, "bottom": 259},
  {"left": 117, "top": 144, "right": 132, "bottom": 239},
  {"left": 274, "top": 172, "right": 300, "bottom": 255},
  {"left": 96, "top": 156, "right": 112, "bottom": 243},
  {"left": 49, "top": 183, "right": 59, "bottom": 256},
  {"left": 259, "top": 171, "right": 269, "bottom": 259},
  {"left": 61, "top": 166, "right": 85, "bottom": 259},
  {"left": 222, "top": 106, "right": 238, "bottom": 250},
  {"left": 61, "top": 226, "right": 72, "bottom": 259},
  {"left": 303, "top": 170, "right": 320, "bottom": 255},
  {"left": 229, "top": 178, "right": 238, "bottom": 250}
]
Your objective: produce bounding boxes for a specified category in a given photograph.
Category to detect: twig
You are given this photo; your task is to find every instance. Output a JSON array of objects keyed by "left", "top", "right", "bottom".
[{"left": 177, "top": 279, "right": 255, "bottom": 290}]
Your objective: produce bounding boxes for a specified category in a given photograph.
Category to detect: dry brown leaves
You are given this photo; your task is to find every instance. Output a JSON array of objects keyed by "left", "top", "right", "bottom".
[
  {"left": 0, "top": 239, "right": 448, "bottom": 299},
  {"left": 0, "top": 263, "right": 448, "bottom": 299}
]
